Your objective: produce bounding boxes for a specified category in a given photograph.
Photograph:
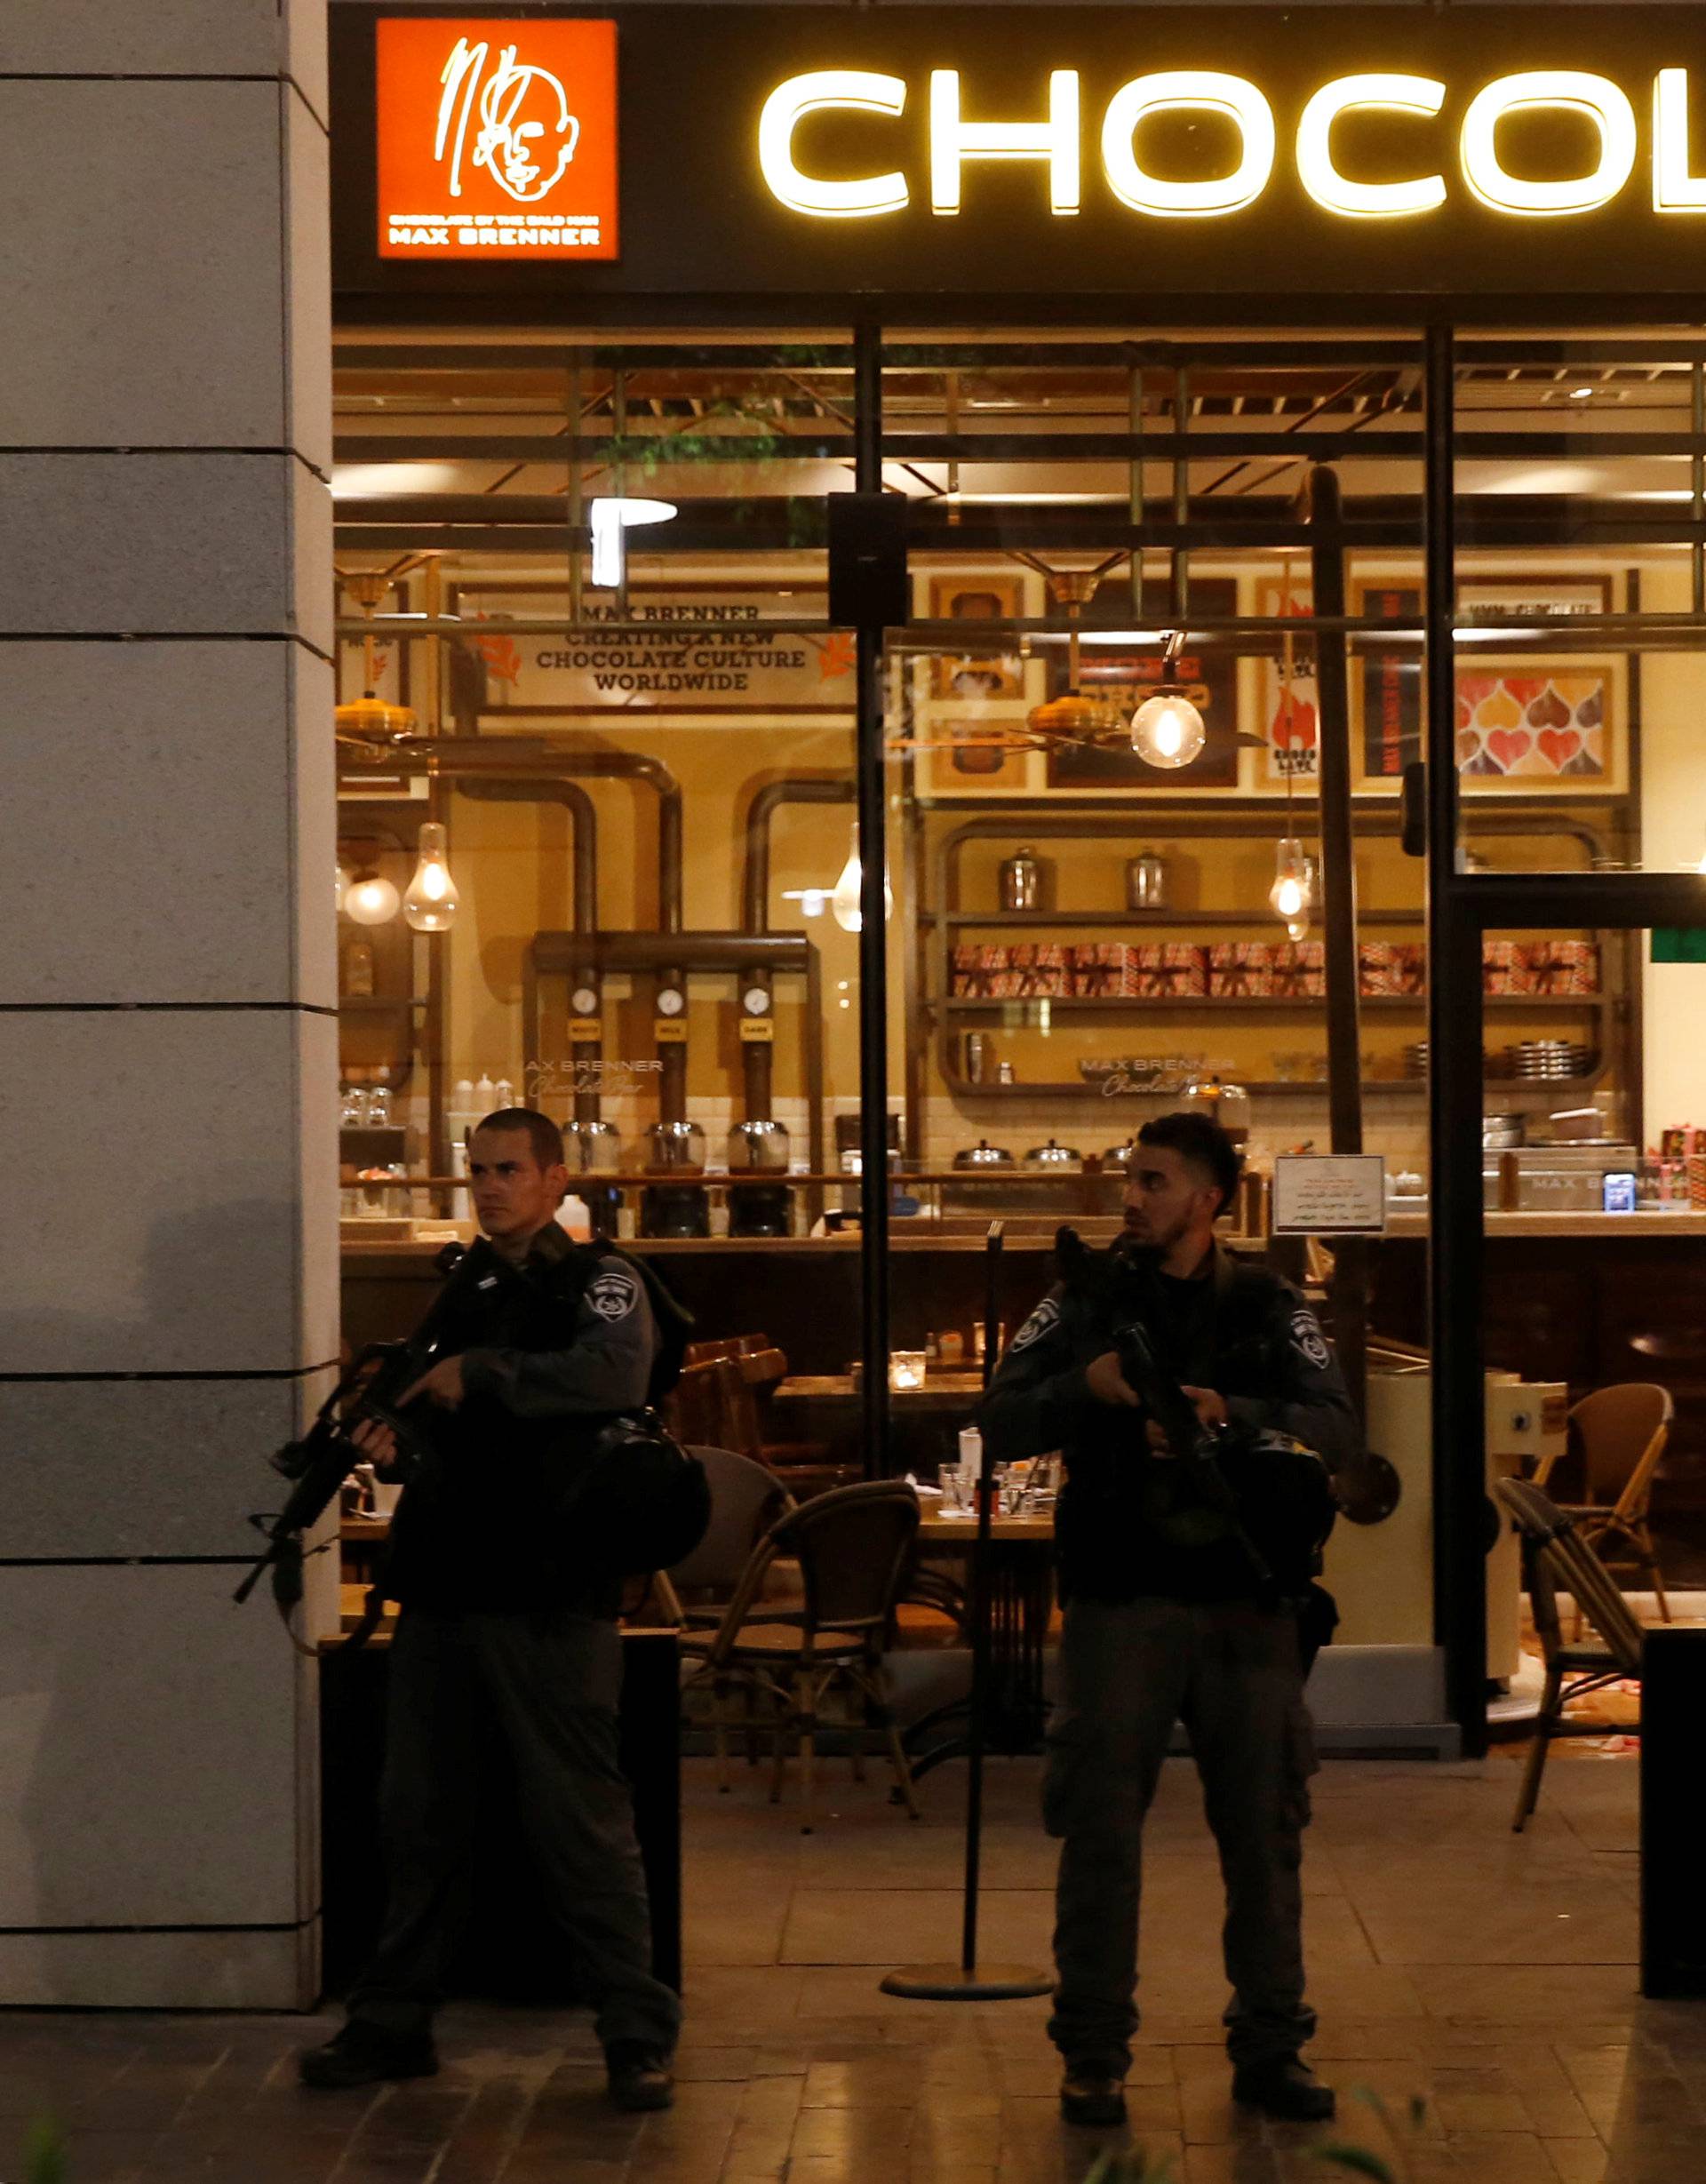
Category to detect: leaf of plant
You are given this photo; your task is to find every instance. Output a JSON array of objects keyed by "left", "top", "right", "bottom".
[
  {"left": 1311, "top": 2147, "right": 1399, "bottom": 2181},
  {"left": 25, "top": 2118, "right": 69, "bottom": 2184}
]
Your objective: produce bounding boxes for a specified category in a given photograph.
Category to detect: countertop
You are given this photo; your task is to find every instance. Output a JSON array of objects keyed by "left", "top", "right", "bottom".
[
  {"left": 341, "top": 1212, "right": 1706, "bottom": 1255},
  {"left": 1382, "top": 1209, "right": 1706, "bottom": 1238}
]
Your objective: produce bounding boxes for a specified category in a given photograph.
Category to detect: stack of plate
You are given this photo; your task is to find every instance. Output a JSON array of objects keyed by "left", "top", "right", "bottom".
[
  {"left": 1512, "top": 1039, "right": 1594, "bottom": 1080},
  {"left": 1404, "top": 1041, "right": 1428, "bottom": 1079}
]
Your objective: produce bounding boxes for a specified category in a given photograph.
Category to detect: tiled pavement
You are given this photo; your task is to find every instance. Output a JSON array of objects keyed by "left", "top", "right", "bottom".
[{"left": 4, "top": 1750, "right": 1702, "bottom": 2183}]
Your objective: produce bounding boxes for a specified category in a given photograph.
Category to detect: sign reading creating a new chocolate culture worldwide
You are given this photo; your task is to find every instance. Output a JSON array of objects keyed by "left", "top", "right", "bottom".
[
  {"left": 459, "top": 593, "right": 857, "bottom": 713},
  {"left": 333, "top": 6, "right": 1706, "bottom": 309}
]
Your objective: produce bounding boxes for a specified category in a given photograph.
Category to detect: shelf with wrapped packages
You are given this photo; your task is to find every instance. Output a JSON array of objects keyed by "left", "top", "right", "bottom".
[{"left": 932, "top": 993, "right": 1613, "bottom": 1012}]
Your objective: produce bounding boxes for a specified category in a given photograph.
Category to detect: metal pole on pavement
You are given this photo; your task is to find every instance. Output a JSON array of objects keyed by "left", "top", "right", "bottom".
[{"left": 883, "top": 1224, "right": 1051, "bottom": 2002}]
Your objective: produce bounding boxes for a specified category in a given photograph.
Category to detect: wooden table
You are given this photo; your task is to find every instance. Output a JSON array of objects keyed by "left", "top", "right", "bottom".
[
  {"left": 777, "top": 1372, "right": 985, "bottom": 1409},
  {"left": 907, "top": 1505, "right": 1058, "bottom": 1776}
]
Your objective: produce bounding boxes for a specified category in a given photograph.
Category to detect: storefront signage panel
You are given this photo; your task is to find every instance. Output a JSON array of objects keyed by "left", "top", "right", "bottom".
[
  {"left": 376, "top": 15, "right": 618, "bottom": 258},
  {"left": 459, "top": 589, "right": 857, "bottom": 713},
  {"left": 339, "top": 7, "right": 1706, "bottom": 302}
]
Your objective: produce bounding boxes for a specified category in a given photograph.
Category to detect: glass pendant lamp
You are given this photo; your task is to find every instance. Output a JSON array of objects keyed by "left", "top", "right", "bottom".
[{"left": 403, "top": 822, "right": 460, "bottom": 932}]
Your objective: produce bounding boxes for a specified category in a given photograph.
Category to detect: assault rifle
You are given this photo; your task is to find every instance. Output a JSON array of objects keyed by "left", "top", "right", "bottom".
[
  {"left": 1054, "top": 1224, "right": 1336, "bottom": 1611},
  {"left": 233, "top": 1241, "right": 474, "bottom": 1616},
  {"left": 1106, "top": 1313, "right": 1277, "bottom": 1596}
]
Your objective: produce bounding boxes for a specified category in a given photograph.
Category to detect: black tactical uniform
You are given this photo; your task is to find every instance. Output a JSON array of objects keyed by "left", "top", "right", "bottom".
[
  {"left": 979, "top": 1239, "right": 1358, "bottom": 2082},
  {"left": 344, "top": 1224, "right": 682, "bottom": 2061}
]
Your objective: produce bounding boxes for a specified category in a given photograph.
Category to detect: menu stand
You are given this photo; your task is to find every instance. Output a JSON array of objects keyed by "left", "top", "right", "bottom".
[{"left": 883, "top": 1224, "right": 1052, "bottom": 2002}]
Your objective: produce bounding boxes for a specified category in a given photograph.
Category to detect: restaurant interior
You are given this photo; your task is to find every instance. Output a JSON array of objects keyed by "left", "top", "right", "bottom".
[{"left": 324, "top": 323, "right": 1706, "bottom": 1809}]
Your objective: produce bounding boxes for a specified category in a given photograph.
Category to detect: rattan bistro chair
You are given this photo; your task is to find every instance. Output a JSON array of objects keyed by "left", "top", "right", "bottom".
[
  {"left": 682, "top": 1480, "right": 922, "bottom": 1832},
  {"left": 666, "top": 1445, "right": 795, "bottom": 1626},
  {"left": 1496, "top": 1478, "right": 1645, "bottom": 1833},
  {"left": 1534, "top": 1383, "right": 1674, "bottom": 1625}
]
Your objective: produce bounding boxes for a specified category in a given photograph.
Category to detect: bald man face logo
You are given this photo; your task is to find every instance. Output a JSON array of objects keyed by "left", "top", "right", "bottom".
[{"left": 436, "top": 38, "right": 580, "bottom": 203}]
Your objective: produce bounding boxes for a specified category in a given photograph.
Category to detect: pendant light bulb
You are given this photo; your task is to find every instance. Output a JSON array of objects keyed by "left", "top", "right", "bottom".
[
  {"left": 1285, "top": 914, "right": 1311, "bottom": 944},
  {"left": 829, "top": 828, "right": 892, "bottom": 935},
  {"left": 1128, "top": 688, "right": 1207, "bottom": 770},
  {"left": 1269, "top": 837, "right": 1310, "bottom": 922},
  {"left": 343, "top": 867, "right": 401, "bottom": 927},
  {"left": 403, "top": 821, "right": 460, "bottom": 933}
]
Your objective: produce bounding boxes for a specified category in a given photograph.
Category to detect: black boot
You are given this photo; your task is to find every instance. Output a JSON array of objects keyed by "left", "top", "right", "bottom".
[
  {"left": 1232, "top": 2058, "right": 1335, "bottom": 2121},
  {"left": 299, "top": 2021, "right": 438, "bottom": 2091},
  {"left": 606, "top": 2040, "right": 674, "bottom": 2112},
  {"left": 1059, "top": 2062, "right": 1128, "bottom": 2128}
]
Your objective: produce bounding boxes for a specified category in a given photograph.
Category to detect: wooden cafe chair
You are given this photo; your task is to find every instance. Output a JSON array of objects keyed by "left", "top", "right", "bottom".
[
  {"left": 682, "top": 1480, "right": 922, "bottom": 1832},
  {"left": 1534, "top": 1383, "right": 1674, "bottom": 1626},
  {"left": 1495, "top": 1478, "right": 1644, "bottom": 1833}
]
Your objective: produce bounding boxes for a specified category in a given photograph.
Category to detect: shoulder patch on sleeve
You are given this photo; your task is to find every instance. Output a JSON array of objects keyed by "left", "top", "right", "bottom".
[
  {"left": 586, "top": 1266, "right": 642, "bottom": 1324},
  {"left": 1008, "top": 1296, "right": 1062, "bottom": 1354},
  {"left": 1289, "top": 1308, "right": 1331, "bottom": 1372}
]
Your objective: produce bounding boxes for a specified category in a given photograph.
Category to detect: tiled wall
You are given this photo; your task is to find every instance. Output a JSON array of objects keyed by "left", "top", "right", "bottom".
[{"left": 0, "top": 0, "right": 335, "bottom": 2008}]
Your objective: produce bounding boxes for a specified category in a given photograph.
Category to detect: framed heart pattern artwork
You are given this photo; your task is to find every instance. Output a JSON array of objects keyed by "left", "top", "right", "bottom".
[{"left": 1455, "top": 667, "right": 1612, "bottom": 782}]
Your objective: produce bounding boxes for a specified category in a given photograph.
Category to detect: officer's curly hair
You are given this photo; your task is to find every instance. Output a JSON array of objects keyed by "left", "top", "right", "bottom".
[
  {"left": 1136, "top": 1111, "right": 1243, "bottom": 1216},
  {"left": 472, "top": 1106, "right": 565, "bottom": 1169}
]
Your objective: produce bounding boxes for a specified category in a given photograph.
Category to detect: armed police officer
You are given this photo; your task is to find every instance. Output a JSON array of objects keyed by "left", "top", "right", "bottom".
[
  {"left": 299, "top": 1109, "right": 682, "bottom": 2110},
  {"left": 979, "top": 1111, "right": 1358, "bottom": 2130}
]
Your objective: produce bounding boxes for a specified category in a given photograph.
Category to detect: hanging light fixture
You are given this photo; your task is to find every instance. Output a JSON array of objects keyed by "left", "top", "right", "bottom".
[
  {"left": 589, "top": 496, "right": 677, "bottom": 587},
  {"left": 335, "top": 572, "right": 419, "bottom": 742},
  {"left": 403, "top": 821, "right": 460, "bottom": 932},
  {"left": 343, "top": 865, "right": 401, "bottom": 926},
  {"left": 1269, "top": 589, "right": 1317, "bottom": 940},
  {"left": 335, "top": 862, "right": 352, "bottom": 914},
  {"left": 829, "top": 825, "right": 893, "bottom": 934},
  {"left": 1128, "top": 630, "right": 1207, "bottom": 769},
  {"left": 1269, "top": 837, "right": 1311, "bottom": 921}
]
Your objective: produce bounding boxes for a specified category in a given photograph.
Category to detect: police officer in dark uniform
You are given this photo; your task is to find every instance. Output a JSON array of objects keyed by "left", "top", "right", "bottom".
[
  {"left": 978, "top": 1111, "right": 1358, "bottom": 2129},
  {"left": 299, "top": 1109, "right": 682, "bottom": 2108}
]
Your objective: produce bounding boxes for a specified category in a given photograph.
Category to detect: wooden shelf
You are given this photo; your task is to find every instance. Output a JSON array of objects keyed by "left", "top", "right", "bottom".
[
  {"left": 923, "top": 906, "right": 1425, "bottom": 928},
  {"left": 934, "top": 992, "right": 1609, "bottom": 1014},
  {"left": 940, "top": 1073, "right": 1602, "bottom": 1100}
]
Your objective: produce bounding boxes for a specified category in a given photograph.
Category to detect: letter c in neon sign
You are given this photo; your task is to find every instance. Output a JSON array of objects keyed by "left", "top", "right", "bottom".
[
  {"left": 757, "top": 71, "right": 909, "bottom": 217},
  {"left": 1295, "top": 74, "right": 1447, "bottom": 216}
]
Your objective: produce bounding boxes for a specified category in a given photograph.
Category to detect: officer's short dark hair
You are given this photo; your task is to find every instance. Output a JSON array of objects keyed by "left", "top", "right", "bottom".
[
  {"left": 472, "top": 1107, "right": 565, "bottom": 1170},
  {"left": 1136, "top": 1111, "right": 1243, "bottom": 1216}
]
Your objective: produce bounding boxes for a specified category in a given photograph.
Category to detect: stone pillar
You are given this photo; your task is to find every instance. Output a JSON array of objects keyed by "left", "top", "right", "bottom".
[{"left": 0, "top": 2, "right": 336, "bottom": 2007}]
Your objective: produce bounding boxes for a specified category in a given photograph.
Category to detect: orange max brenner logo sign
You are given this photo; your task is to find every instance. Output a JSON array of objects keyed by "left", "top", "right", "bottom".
[{"left": 377, "top": 17, "right": 618, "bottom": 259}]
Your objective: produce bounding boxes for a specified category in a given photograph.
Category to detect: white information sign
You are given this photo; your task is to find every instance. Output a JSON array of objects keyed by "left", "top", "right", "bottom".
[{"left": 1272, "top": 1153, "right": 1388, "bottom": 1236}]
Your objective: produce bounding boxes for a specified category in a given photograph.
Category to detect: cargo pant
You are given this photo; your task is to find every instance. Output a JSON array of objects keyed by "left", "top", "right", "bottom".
[
  {"left": 1044, "top": 1596, "right": 1318, "bottom": 2075},
  {"left": 348, "top": 1606, "right": 682, "bottom": 2057}
]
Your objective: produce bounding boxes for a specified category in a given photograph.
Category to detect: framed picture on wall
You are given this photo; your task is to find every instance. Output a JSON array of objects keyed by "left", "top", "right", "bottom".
[
  {"left": 1350, "top": 573, "right": 1619, "bottom": 788},
  {"left": 915, "top": 572, "right": 1036, "bottom": 794},
  {"left": 1255, "top": 568, "right": 1319, "bottom": 785},
  {"left": 1451, "top": 657, "right": 1623, "bottom": 787}
]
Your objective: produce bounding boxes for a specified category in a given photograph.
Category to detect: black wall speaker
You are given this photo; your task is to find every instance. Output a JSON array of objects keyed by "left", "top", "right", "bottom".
[{"left": 827, "top": 492, "right": 909, "bottom": 630}]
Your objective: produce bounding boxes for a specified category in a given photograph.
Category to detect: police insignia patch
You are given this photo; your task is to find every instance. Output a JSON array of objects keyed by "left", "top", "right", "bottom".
[
  {"left": 1008, "top": 1296, "right": 1061, "bottom": 1353},
  {"left": 586, "top": 1267, "right": 640, "bottom": 1323},
  {"left": 1290, "top": 1309, "right": 1331, "bottom": 1370}
]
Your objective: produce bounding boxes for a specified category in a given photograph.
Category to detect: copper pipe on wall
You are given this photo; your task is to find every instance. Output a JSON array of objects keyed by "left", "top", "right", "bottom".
[
  {"left": 741, "top": 777, "right": 855, "bottom": 1124},
  {"left": 458, "top": 777, "right": 600, "bottom": 1121},
  {"left": 343, "top": 736, "right": 682, "bottom": 1124}
]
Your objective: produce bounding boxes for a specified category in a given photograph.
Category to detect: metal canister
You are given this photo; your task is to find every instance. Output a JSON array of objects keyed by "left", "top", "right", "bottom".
[
  {"left": 954, "top": 1032, "right": 994, "bottom": 1084},
  {"left": 999, "top": 846, "right": 1048, "bottom": 912},
  {"left": 1125, "top": 849, "right": 1168, "bottom": 911}
]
